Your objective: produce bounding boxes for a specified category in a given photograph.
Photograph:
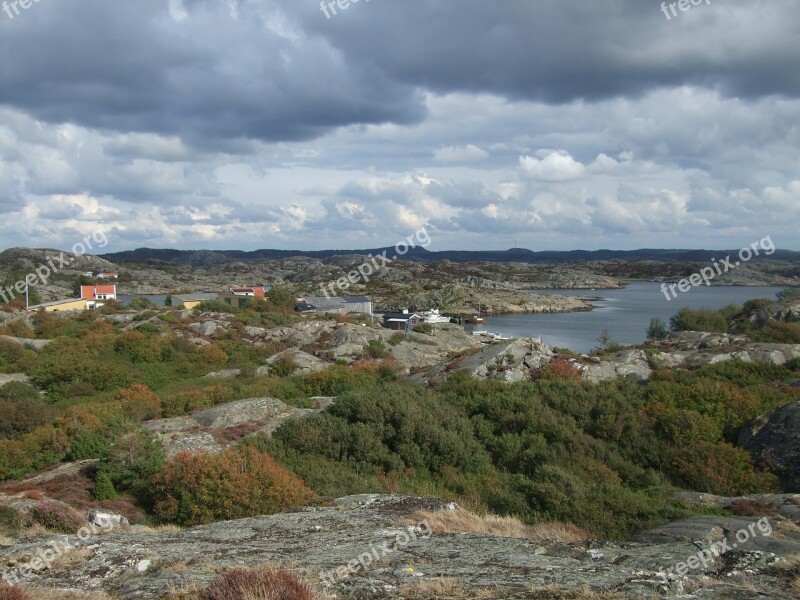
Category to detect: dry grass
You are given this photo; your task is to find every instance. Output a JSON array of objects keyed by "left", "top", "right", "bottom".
[
  {"left": 24, "top": 591, "right": 118, "bottom": 600},
  {"left": 200, "top": 567, "right": 315, "bottom": 600},
  {"left": 727, "top": 498, "right": 781, "bottom": 518},
  {"left": 398, "top": 578, "right": 471, "bottom": 599},
  {"left": 526, "top": 586, "right": 653, "bottom": 599},
  {"left": 137, "top": 523, "right": 182, "bottom": 534},
  {"left": 163, "top": 581, "right": 203, "bottom": 599},
  {"left": 791, "top": 576, "right": 800, "bottom": 594},
  {"left": 49, "top": 547, "right": 94, "bottom": 572},
  {"left": 398, "top": 578, "right": 504, "bottom": 599},
  {"left": 407, "top": 508, "right": 595, "bottom": 543},
  {"left": 18, "top": 523, "right": 52, "bottom": 540}
]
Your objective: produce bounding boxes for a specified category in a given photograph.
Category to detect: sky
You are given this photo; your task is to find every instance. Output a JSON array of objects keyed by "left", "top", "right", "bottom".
[{"left": 0, "top": 0, "right": 798, "bottom": 253}]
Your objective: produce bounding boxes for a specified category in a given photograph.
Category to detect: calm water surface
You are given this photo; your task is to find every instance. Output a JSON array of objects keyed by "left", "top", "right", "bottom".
[{"left": 473, "top": 282, "right": 786, "bottom": 354}]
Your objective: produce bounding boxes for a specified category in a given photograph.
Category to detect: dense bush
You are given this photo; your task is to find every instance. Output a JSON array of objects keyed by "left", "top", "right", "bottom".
[
  {"left": 100, "top": 430, "right": 165, "bottom": 499},
  {"left": 0, "top": 381, "right": 40, "bottom": 402},
  {"left": 670, "top": 307, "right": 729, "bottom": 333},
  {"left": 0, "top": 398, "right": 56, "bottom": 439},
  {"left": 364, "top": 339, "right": 388, "bottom": 359},
  {"left": 149, "top": 446, "right": 314, "bottom": 525},
  {"left": 777, "top": 287, "right": 800, "bottom": 302},
  {"left": 0, "top": 338, "right": 23, "bottom": 367},
  {"left": 196, "top": 299, "right": 236, "bottom": 314},
  {"left": 116, "top": 384, "right": 162, "bottom": 421},
  {"left": 0, "top": 505, "right": 21, "bottom": 533},
  {"left": 69, "top": 433, "right": 109, "bottom": 460},
  {"left": 29, "top": 500, "right": 85, "bottom": 533}
]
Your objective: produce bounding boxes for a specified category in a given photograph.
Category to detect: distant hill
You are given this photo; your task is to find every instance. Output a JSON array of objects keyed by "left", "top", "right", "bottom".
[{"left": 99, "top": 246, "right": 800, "bottom": 266}]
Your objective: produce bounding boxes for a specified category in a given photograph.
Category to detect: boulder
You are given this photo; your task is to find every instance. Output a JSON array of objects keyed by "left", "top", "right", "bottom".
[
  {"left": 266, "top": 348, "right": 329, "bottom": 374},
  {"left": 0, "top": 335, "right": 50, "bottom": 350},
  {"left": 161, "top": 431, "right": 223, "bottom": 457},
  {"left": 203, "top": 368, "right": 241, "bottom": 379},
  {"left": 188, "top": 321, "right": 220, "bottom": 337},
  {"left": 86, "top": 508, "right": 130, "bottom": 530},
  {"left": 738, "top": 401, "right": 800, "bottom": 492},
  {"left": 192, "top": 397, "right": 291, "bottom": 429},
  {"left": 0, "top": 373, "right": 31, "bottom": 386}
]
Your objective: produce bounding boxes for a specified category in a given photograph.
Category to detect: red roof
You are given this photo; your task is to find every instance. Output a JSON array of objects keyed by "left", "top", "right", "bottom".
[
  {"left": 230, "top": 286, "right": 266, "bottom": 297},
  {"left": 80, "top": 285, "right": 117, "bottom": 300}
]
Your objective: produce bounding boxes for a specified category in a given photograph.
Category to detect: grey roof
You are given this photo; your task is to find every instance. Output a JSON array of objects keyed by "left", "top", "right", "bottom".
[
  {"left": 301, "top": 296, "right": 372, "bottom": 310},
  {"left": 26, "top": 297, "right": 83, "bottom": 309},
  {"left": 174, "top": 293, "right": 219, "bottom": 302}
]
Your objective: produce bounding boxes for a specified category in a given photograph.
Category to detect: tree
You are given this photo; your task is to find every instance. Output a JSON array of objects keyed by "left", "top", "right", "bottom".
[
  {"left": 0, "top": 271, "right": 40, "bottom": 306},
  {"left": 646, "top": 318, "right": 668, "bottom": 341},
  {"left": 94, "top": 471, "right": 117, "bottom": 501},
  {"left": 71, "top": 275, "right": 95, "bottom": 296},
  {"left": 164, "top": 295, "right": 173, "bottom": 307},
  {"left": 267, "top": 285, "right": 295, "bottom": 309}
]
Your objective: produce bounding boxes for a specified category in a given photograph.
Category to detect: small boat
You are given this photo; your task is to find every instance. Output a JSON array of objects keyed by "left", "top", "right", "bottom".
[
  {"left": 422, "top": 309, "right": 451, "bottom": 324},
  {"left": 466, "top": 315, "right": 485, "bottom": 324}
]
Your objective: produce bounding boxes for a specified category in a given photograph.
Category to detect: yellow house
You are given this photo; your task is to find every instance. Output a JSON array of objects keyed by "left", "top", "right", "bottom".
[
  {"left": 31, "top": 298, "right": 89, "bottom": 313},
  {"left": 174, "top": 293, "right": 218, "bottom": 310}
]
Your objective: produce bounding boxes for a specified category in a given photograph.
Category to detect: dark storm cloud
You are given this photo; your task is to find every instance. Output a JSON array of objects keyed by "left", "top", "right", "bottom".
[
  {"left": 0, "top": 0, "right": 425, "bottom": 148},
  {"left": 2, "top": 0, "right": 798, "bottom": 151},
  {"left": 300, "top": 0, "right": 800, "bottom": 103}
]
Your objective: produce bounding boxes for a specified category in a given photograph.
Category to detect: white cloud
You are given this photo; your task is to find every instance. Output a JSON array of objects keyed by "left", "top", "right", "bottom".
[{"left": 519, "top": 151, "right": 586, "bottom": 182}]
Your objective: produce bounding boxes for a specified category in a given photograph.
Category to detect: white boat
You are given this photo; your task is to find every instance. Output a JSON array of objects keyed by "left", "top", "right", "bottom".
[{"left": 422, "top": 309, "right": 451, "bottom": 324}]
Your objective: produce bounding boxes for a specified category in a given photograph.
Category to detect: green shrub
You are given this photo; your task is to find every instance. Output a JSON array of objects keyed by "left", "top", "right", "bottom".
[
  {"left": 743, "top": 298, "right": 773, "bottom": 312},
  {"left": 0, "top": 381, "right": 39, "bottom": 402},
  {"left": 69, "top": 433, "right": 109, "bottom": 460},
  {"left": 670, "top": 308, "right": 729, "bottom": 333},
  {"left": 777, "top": 287, "right": 800, "bottom": 302},
  {"left": 413, "top": 323, "right": 434, "bottom": 335},
  {"left": 388, "top": 332, "right": 405, "bottom": 346},
  {"left": 128, "top": 298, "right": 156, "bottom": 310},
  {"left": 364, "top": 339, "right": 388, "bottom": 359},
  {"left": 196, "top": 299, "right": 236, "bottom": 314},
  {"left": 646, "top": 317, "right": 668, "bottom": 341},
  {"left": 94, "top": 471, "right": 117, "bottom": 501},
  {"left": 100, "top": 430, "right": 165, "bottom": 497},
  {"left": 0, "top": 338, "right": 23, "bottom": 367},
  {"left": 266, "top": 286, "right": 295, "bottom": 309},
  {"left": 0, "top": 505, "right": 21, "bottom": 533}
]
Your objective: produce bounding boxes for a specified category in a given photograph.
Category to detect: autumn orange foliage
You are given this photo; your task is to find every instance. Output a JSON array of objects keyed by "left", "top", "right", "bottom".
[{"left": 151, "top": 446, "right": 314, "bottom": 525}]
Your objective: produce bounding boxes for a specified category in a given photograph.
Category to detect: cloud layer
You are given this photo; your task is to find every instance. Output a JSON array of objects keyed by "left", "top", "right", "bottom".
[{"left": 0, "top": 0, "right": 798, "bottom": 251}]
